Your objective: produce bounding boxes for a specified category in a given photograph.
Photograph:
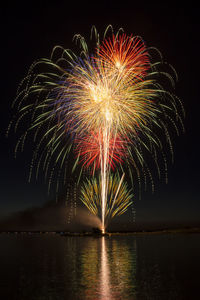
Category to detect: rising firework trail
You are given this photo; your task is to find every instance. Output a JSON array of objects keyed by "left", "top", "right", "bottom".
[{"left": 8, "top": 25, "right": 184, "bottom": 232}]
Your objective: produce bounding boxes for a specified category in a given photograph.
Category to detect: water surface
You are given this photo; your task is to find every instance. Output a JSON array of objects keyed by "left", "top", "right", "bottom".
[{"left": 0, "top": 233, "right": 199, "bottom": 299}]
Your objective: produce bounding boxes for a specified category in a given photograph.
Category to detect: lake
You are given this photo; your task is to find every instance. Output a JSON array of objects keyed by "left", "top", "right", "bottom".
[{"left": 0, "top": 233, "right": 199, "bottom": 299}]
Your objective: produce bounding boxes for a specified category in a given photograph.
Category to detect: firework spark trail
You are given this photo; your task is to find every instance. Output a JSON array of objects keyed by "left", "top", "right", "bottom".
[
  {"left": 9, "top": 26, "right": 184, "bottom": 231},
  {"left": 101, "top": 124, "right": 110, "bottom": 233}
]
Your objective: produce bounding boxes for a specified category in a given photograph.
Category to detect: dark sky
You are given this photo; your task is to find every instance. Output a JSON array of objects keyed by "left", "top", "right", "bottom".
[{"left": 0, "top": 1, "right": 199, "bottom": 229}]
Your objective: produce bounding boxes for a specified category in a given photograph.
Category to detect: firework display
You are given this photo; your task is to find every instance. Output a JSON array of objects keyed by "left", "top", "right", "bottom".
[
  {"left": 81, "top": 173, "right": 132, "bottom": 225},
  {"left": 9, "top": 26, "right": 184, "bottom": 232}
]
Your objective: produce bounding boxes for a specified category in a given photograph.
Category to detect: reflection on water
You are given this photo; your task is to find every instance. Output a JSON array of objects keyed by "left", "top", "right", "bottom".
[
  {"left": 80, "top": 236, "right": 137, "bottom": 299},
  {"left": 100, "top": 237, "right": 110, "bottom": 299},
  {"left": 0, "top": 233, "right": 200, "bottom": 299}
]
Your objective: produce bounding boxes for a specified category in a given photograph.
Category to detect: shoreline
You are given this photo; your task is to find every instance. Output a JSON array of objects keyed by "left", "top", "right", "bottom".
[{"left": 0, "top": 227, "right": 200, "bottom": 236}]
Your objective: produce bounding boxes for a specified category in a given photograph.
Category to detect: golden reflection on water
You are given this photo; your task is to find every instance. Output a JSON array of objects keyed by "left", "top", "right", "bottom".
[
  {"left": 100, "top": 237, "right": 111, "bottom": 299},
  {"left": 80, "top": 236, "right": 137, "bottom": 299}
]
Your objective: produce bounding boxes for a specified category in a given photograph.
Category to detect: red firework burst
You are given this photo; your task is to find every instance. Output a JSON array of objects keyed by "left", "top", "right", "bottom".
[
  {"left": 75, "top": 131, "right": 128, "bottom": 172},
  {"left": 98, "top": 33, "right": 150, "bottom": 81}
]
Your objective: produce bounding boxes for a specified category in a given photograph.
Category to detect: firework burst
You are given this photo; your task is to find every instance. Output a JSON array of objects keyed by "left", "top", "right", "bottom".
[
  {"left": 80, "top": 173, "right": 133, "bottom": 225},
  {"left": 9, "top": 25, "right": 184, "bottom": 231},
  {"left": 74, "top": 130, "right": 128, "bottom": 172}
]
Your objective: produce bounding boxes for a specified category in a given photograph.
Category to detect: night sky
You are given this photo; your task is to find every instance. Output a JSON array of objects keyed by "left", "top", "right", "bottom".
[{"left": 0, "top": 1, "right": 199, "bottom": 230}]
